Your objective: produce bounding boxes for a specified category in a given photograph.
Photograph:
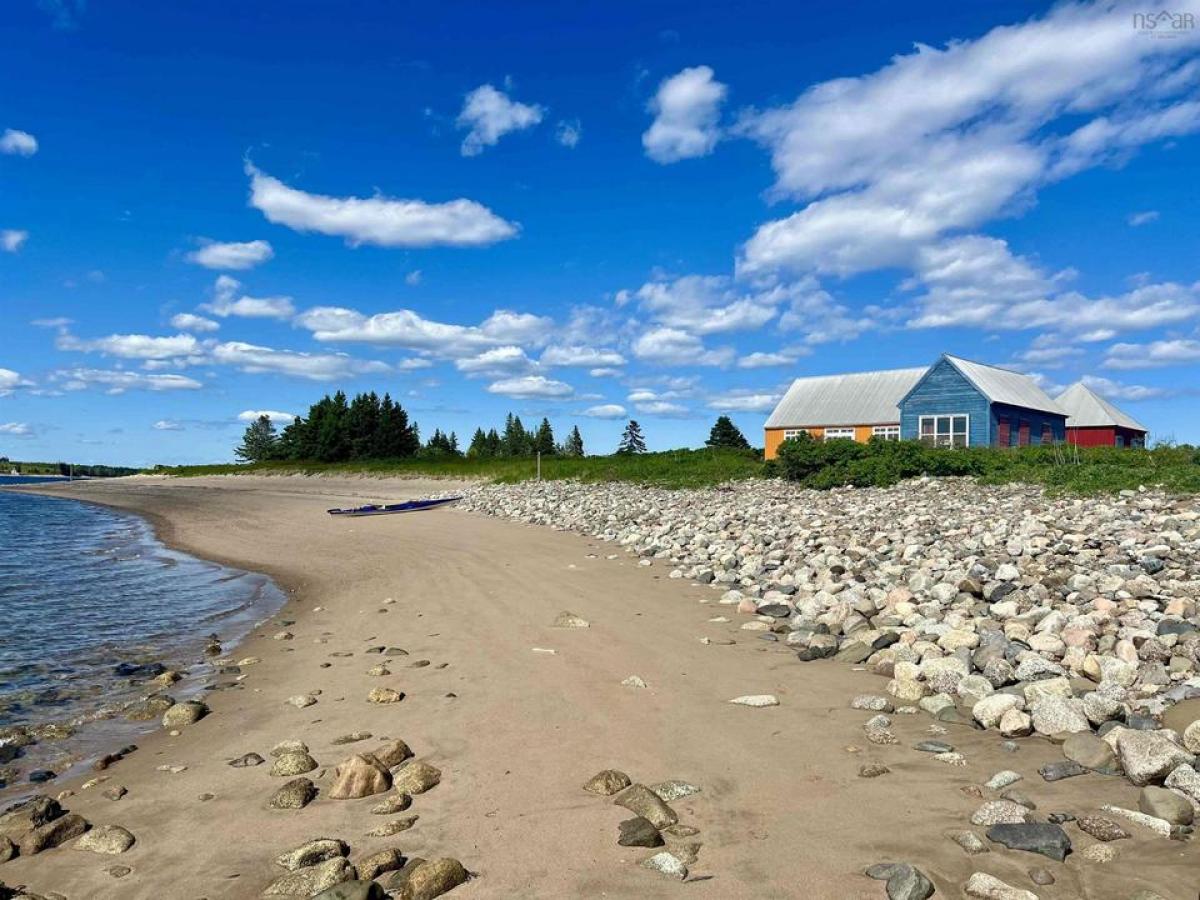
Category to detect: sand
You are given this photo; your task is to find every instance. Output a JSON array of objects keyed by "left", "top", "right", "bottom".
[{"left": 2, "top": 475, "right": 1196, "bottom": 899}]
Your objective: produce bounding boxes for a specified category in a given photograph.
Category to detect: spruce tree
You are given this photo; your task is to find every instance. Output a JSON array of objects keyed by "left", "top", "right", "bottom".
[
  {"left": 467, "top": 427, "right": 490, "bottom": 458},
  {"left": 485, "top": 428, "right": 502, "bottom": 456},
  {"left": 617, "top": 420, "right": 647, "bottom": 454},
  {"left": 563, "top": 425, "right": 584, "bottom": 457},
  {"left": 235, "top": 414, "right": 278, "bottom": 462},
  {"left": 533, "top": 417, "right": 555, "bottom": 455},
  {"left": 705, "top": 415, "right": 751, "bottom": 449}
]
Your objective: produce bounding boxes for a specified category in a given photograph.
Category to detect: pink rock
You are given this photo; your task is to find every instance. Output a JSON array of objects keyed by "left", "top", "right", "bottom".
[
  {"left": 1093, "top": 598, "right": 1118, "bottom": 615},
  {"left": 1062, "top": 627, "right": 1097, "bottom": 650},
  {"left": 737, "top": 597, "right": 759, "bottom": 615},
  {"left": 1115, "top": 640, "right": 1139, "bottom": 666}
]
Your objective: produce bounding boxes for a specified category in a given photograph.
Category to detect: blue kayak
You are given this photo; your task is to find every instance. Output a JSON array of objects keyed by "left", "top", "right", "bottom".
[{"left": 327, "top": 496, "right": 461, "bottom": 517}]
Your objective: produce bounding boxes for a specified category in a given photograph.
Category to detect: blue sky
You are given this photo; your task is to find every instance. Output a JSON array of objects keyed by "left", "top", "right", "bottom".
[{"left": 2, "top": 0, "right": 1199, "bottom": 465}]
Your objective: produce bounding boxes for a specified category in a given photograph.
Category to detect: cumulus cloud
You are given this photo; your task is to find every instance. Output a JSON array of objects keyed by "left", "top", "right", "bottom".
[
  {"left": 210, "top": 341, "right": 390, "bottom": 381},
  {"left": 1104, "top": 338, "right": 1200, "bottom": 369},
  {"left": 201, "top": 275, "right": 295, "bottom": 320},
  {"left": 455, "top": 346, "right": 535, "bottom": 377},
  {"left": 0, "top": 422, "right": 32, "bottom": 437},
  {"left": 186, "top": 239, "right": 274, "bottom": 270},
  {"left": 625, "top": 387, "right": 693, "bottom": 417},
  {"left": 486, "top": 375, "right": 573, "bottom": 398},
  {"left": 246, "top": 163, "right": 518, "bottom": 248},
  {"left": 737, "top": 3, "right": 1200, "bottom": 276},
  {"left": 556, "top": 119, "right": 582, "bottom": 148},
  {"left": 0, "top": 368, "right": 24, "bottom": 395},
  {"left": 642, "top": 66, "right": 727, "bottom": 163},
  {"left": 581, "top": 403, "right": 626, "bottom": 418},
  {"left": 1, "top": 230, "right": 28, "bottom": 252},
  {"left": 736, "top": 349, "right": 809, "bottom": 369},
  {"left": 457, "top": 84, "right": 545, "bottom": 156},
  {"left": 56, "top": 330, "right": 202, "bottom": 360},
  {"left": 0, "top": 129, "right": 37, "bottom": 156},
  {"left": 1079, "top": 374, "right": 1167, "bottom": 401},
  {"left": 296, "top": 305, "right": 552, "bottom": 358},
  {"left": 170, "top": 313, "right": 220, "bottom": 333},
  {"left": 238, "top": 409, "right": 298, "bottom": 423},
  {"left": 707, "top": 390, "right": 783, "bottom": 413},
  {"left": 539, "top": 345, "right": 626, "bottom": 367},
  {"left": 55, "top": 368, "right": 203, "bottom": 393},
  {"left": 624, "top": 274, "right": 778, "bottom": 334},
  {"left": 631, "top": 327, "right": 734, "bottom": 367}
]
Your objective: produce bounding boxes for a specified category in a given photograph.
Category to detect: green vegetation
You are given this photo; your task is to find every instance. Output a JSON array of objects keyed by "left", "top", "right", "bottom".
[
  {"left": 706, "top": 415, "right": 751, "bottom": 450},
  {"left": 617, "top": 420, "right": 647, "bottom": 455},
  {"left": 157, "top": 447, "right": 766, "bottom": 489},
  {"left": 0, "top": 458, "right": 140, "bottom": 477},
  {"left": 770, "top": 432, "right": 1200, "bottom": 495}
]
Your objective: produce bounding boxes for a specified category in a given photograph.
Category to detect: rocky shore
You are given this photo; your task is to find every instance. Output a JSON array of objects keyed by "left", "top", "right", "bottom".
[{"left": 464, "top": 476, "right": 1200, "bottom": 898}]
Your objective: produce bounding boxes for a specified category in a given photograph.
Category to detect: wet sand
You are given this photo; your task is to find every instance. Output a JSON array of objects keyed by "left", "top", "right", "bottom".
[{"left": 2, "top": 475, "right": 1195, "bottom": 899}]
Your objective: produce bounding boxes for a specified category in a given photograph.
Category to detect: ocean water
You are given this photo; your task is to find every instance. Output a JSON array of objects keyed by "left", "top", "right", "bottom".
[{"left": 0, "top": 489, "right": 285, "bottom": 796}]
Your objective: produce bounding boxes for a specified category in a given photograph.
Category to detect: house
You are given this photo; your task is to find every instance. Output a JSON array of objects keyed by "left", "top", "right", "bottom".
[
  {"left": 1055, "top": 382, "right": 1148, "bottom": 448},
  {"left": 898, "top": 355, "right": 1066, "bottom": 447},
  {"left": 763, "top": 354, "right": 1070, "bottom": 458},
  {"left": 763, "top": 367, "right": 926, "bottom": 459}
]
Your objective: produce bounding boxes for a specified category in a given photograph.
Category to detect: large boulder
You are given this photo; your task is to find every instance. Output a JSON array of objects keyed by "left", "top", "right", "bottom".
[
  {"left": 613, "top": 784, "right": 678, "bottom": 829},
  {"left": 973, "top": 694, "right": 1022, "bottom": 729},
  {"left": 73, "top": 824, "right": 134, "bottom": 855},
  {"left": 392, "top": 761, "right": 442, "bottom": 796},
  {"left": 329, "top": 755, "right": 392, "bottom": 800},
  {"left": 985, "top": 823, "right": 1072, "bottom": 861},
  {"left": 276, "top": 838, "right": 349, "bottom": 871},
  {"left": 1116, "top": 730, "right": 1195, "bottom": 786},
  {"left": 161, "top": 700, "right": 208, "bottom": 728},
  {"left": 1139, "top": 786, "right": 1194, "bottom": 826},
  {"left": 1029, "top": 696, "right": 1090, "bottom": 737},
  {"left": 390, "top": 857, "right": 468, "bottom": 900},
  {"left": 263, "top": 857, "right": 356, "bottom": 896},
  {"left": 268, "top": 777, "right": 317, "bottom": 809},
  {"left": 19, "top": 812, "right": 89, "bottom": 855}
]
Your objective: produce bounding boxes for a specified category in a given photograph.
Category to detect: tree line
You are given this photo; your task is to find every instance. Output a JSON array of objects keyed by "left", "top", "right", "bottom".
[{"left": 235, "top": 390, "right": 753, "bottom": 463}]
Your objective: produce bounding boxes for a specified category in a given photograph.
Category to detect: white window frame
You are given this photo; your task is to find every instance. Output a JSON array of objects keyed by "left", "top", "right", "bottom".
[
  {"left": 918, "top": 414, "right": 970, "bottom": 448},
  {"left": 823, "top": 427, "right": 856, "bottom": 441},
  {"left": 782, "top": 429, "right": 806, "bottom": 440},
  {"left": 872, "top": 425, "right": 901, "bottom": 441}
]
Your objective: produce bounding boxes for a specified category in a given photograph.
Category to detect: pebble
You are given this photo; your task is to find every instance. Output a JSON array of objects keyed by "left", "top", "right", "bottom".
[
  {"left": 985, "top": 823, "right": 1072, "bottom": 861},
  {"left": 964, "top": 872, "right": 1038, "bottom": 900},
  {"left": 728, "top": 694, "right": 779, "bottom": 707},
  {"left": 618, "top": 816, "right": 664, "bottom": 847},
  {"left": 268, "top": 777, "right": 317, "bottom": 809},
  {"left": 392, "top": 761, "right": 442, "bottom": 795},
  {"left": 1100, "top": 803, "right": 1173, "bottom": 837},
  {"left": 640, "top": 850, "right": 687, "bottom": 880},
  {"left": 622, "top": 675, "right": 648, "bottom": 688},
  {"left": 366, "top": 813, "right": 418, "bottom": 836},
  {"left": 367, "top": 688, "right": 404, "bottom": 704},
  {"left": 859, "top": 763, "right": 891, "bottom": 778},
  {"left": 554, "top": 611, "right": 590, "bottom": 628},
  {"left": 583, "top": 769, "right": 632, "bottom": 795},
  {"left": 1076, "top": 815, "right": 1129, "bottom": 842},
  {"left": 985, "top": 771, "right": 1022, "bottom": 791},
  {"left": 947, "top": 830, "right": 989, "bottom": 854}
]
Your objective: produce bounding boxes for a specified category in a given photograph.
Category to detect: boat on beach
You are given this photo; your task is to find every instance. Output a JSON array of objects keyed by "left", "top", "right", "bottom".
[{"left": 326, "top": 496, "right": 462, "bottom": 517}]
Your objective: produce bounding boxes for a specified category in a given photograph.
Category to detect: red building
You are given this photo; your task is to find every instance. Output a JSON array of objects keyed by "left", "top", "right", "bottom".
[{"left": 1055, "top": 382, "right": 1148, "bottom": 448}]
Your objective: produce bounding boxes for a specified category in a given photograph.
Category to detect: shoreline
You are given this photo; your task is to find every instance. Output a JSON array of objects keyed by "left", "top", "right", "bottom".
[{"left": 0, "top": 475, "right": 1196, "bottom": 899}]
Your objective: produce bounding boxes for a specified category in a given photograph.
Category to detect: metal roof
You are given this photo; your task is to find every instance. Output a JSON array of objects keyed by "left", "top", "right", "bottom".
[
  {"left": 765, "top": 367, "right": 927, "bottom": 428},
  {"left": 1055, "top": 382, "right": 1148, "bottom": 431},
  {"left": 943, "top": 355, "right": 1065, "bottom": 416}
]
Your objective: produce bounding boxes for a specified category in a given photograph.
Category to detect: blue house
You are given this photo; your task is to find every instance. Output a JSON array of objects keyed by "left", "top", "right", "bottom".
[{"left": 899, "top": 355, "right": 1067, "bottom": 447}]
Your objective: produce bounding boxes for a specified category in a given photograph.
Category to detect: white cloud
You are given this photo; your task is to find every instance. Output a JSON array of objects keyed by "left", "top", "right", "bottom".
[
  {"left": 737, "top": 3, "right": 1200, "bottom": 276},
  {"left": 0, "top": 129, "right": 37, "bottom": 156},
  {"left": 186, "top": 239, "right": 274, "bottom": 270},
  {"left": 539, "top": 345, "right": 626, "bottom": 367},
  {"left": 625, "top": 387, "right": 693, "bottom": 417},
  {"left": 56, "top": 331, "right": 201, "bottom": 360},
  {"left": 642, "top": 66, "right": 727, "bottom": 163},
  {"left": 170, "top": 313, "right": 220, "bottom": 333},
  {"left": 455, "top": 346, "right": 535, "bottom": 377},
  {"left": 589, "top": 367, "right": 621, "bottom": 377},
  {"left": 0, "top": 368, "right": 24, "bottom": 395},
  {"left": 246, "top": 163, "right": 518, "bottom": 248},
  {"left": 397, "top": 358, "right": 433, "bottom": 370},
  {"left": 1128, "top": 210, "right": 1160, "bottom": 227},
  {"left": 201, "top": 274, "right": 295, "bottom": 320},
  {"left": 631, "top": 327, "right": 734, "bottom": 367},
  {"left": 296, "top": 305, "right": 552, "bottom": 358},
  {"left": 556, "top": 119, "right": 582, "bottom": 148},
  {"left": 1, "top": 230, "right": 28, "bottom": 252},
  {"left": 210, "top": 341, "right": 389, "bottom": 381},
  {"left": 457, "top": 84, "right": 545, "bottom": 157},
  {"left": 486, "top": 375, "right": 573, "bottom": 399},
  {"left": 153, "top": 420, "right": 184, "bottom": 431},
  {"left": 627, "top": 274, "right": 778, "bottom": 334},
  {"left": 707, "top": 391, "right": 782, "bottom": 413},
  {"left": 737, "top": 349, "right": 808, "bottom": 369},
  {"left": 55, "top": 368, "right": 203, "bottom": 393},
  {"left": 31, "top": 317, "right": 71, "bottom": 328},
  {"left": 1104, "top": 339, "right": 1200, "bottom": 369},
  {"left": 0, "top": 422, "right": 32, "bottom": 437},
  {"left": 581, "top": 403, "right": 626, "bottom": 419},
  {"left": 238, "top": 409, "right": 298, "bottom": 423},
  {"left": 405, "top": 269, "right": 422, "bottom": 286},
  {"left": 634, "top": 400, "right": 690, "bottom": 416},
  {"left": 1080, "top": 375, "right": 1166, "bottom": 401}
]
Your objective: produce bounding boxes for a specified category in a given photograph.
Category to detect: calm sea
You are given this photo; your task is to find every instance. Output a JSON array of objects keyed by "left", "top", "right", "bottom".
[{"left": 0, "top": 486, "right": 284, "bottom": 797}]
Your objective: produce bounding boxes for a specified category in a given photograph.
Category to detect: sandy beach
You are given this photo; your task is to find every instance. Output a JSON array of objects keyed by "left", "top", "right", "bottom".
[{"left": 0, "top": 475, "right": 1196, "bottom": 899}]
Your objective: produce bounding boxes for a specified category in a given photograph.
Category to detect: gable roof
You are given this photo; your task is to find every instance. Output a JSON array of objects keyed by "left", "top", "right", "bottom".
[
  {"left": 941, "top": 355, "right": 1065, "bottom": 416},
  {"left": 1055, "top": 382, "right": 1148, "bottom": 431},
  {"left": 765, "top": 367, "right": 927, "bottom": 428}
]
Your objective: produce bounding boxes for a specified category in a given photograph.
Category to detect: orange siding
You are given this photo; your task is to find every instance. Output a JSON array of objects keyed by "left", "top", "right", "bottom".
[{"left": 764, "top": 424, "right": 898, "bottom": 460}]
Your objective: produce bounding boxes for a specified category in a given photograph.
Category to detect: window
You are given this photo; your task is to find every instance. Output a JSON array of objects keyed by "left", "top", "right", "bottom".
[
  {"left": 782, "top": 429, "right": 806, "bottom": 440},
  {"left": 823, "top": 427, "right": 856, "bottom": 441},
  {"left": 872, "top": 425, "right": 900, "bottom": 441},
  {"left": 919, "top": 414, "right": 969, "bottom": 448}
]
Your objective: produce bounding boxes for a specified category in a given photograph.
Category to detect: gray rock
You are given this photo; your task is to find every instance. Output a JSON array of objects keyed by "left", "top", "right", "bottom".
[
  {"left": 263, "top": 857, "right": 356, "bottom": 896},
  {"left": 356, "top": 848, "right": 406, "bottom": 881},
  {"left": 19, "top": 812, "right": 89, "bottom": 855},
  {"left": 964, "top": 872, "right": 1038, "bottom": 900},
  {"left": 276, "top": 838, "right": 349, "bottom": 871},
  {"left": 1116, "top": 730, "right": 1195, "bottom": 786},
  {"left": 641, "top": 850, "right": 687, "bottom": 880},
  {"left": 583, "top": 769, "right": 632, "bottom": 795},
  {"left": 271, "top": 750, "right": 318, "bottom": 777},
  {"left": 1038, "top": 760, "right": 1087, "bottom": 782},
  {"left": 268, "top": 777, "right": 317, "bottom": 809},
  {"left": 1061, "top": 733, "right": 1118, "bottom": 772},
  {"left": 985, "top": 823, "right": 1072, "bottom": 861},
  {"left": 312, "top": 883, "right": 386, "bottom": 900},
  {"left": 161, "top": 700, "right": 208, "bottom": 728},
  {"left": 947, "top": 830, "right": 989, "bottom": 854},
  {"left": 971, "top": 800, "right": 1030, "bottom": 826},
  {"left": 614, "top": 784, "right": 678, "bottom": 829},
  {"left": 887, "top": 864, "right": 935, "bottom": 900},
  {"left": 73, "top": 824, "right": 134, "bottom": 855},
  {"left": 392, "top": 761, "right": 441, "bottom": 796},
  {"left": 230, "top": 752, "right": 265, "bottom": 768},
  {"left": 1075, "top": 815, "right": 1129, "bottom": 841},
  {"left": 1139, "top": 785, "right": 1194, "bottom": 826},
  {"left": 914, "top": 740, "right": 954, "bottom": 753},
  {"left": 618, "top": 816, "right": 664, "bottom": 847}
]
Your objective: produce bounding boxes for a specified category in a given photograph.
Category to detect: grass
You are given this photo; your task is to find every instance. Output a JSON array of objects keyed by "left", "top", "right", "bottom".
[{"left": 157, "top": 447, "right": 767, "bottom": 490}]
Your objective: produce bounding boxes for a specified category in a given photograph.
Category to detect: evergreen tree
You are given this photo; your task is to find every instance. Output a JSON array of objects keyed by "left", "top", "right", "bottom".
[
  {"left": 467, "top": 427, "right": 490, "bottom": 458},
  {"left": 346, "top": 392, "right": 382, "bottom": 460},
  {"left": 617, "top": 420, "right": 647, "bottom": 454},
  {"left": 502, "top": 413, "right": 531, "bottom": 456},
  {"left": 706, "top": 415, "right": 751, "bottom": 450},
  {"left": 533, "top": 417, "right": 555, "bottom": 455},
  {"left": 448, "top": 431, "right": 459, "bottom": 455},
  {"left": 485, "top": 428, "right": 502, "bottom": 456},
  {"left": 235, "top": 414, "right": 278, "bottom": 462},
  {"left": 563, "top": 425, "right": 584, "bottom": 457},
  {"left": 313, "top": 391, "right": 351, "bottom": 461},
  {"left": 275, "top": 416, "right": 305, "bottom": 460}
]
